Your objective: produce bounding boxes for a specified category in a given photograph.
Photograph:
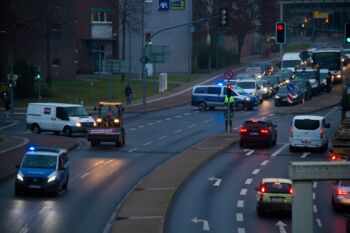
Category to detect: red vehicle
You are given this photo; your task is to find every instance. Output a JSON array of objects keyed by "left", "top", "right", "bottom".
[{"left": 239, "top": 119, "right": 277, "bottom": 148}]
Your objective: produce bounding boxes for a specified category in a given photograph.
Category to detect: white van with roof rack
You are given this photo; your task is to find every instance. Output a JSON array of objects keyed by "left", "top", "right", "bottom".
[{"left": 281, "top": 52, "right": 302, "bottom": 72}]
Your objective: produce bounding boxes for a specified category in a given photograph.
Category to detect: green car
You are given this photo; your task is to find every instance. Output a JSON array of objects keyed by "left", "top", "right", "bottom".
[{"left": 255, "top": 178, "right": 293, "bottom": 216}]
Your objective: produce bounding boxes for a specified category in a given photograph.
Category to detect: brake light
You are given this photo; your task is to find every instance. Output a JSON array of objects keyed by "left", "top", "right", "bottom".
[
  {"left": 240, "top": 128, "right": 248, "bottom": 134},
  {"left": 289, "top": 187, "right": 293, "bottom": 194},
  {"left": 274, "top": 182, "right": 281, "bottom": 185},
  {"left": 337, "top": 189, "right": 348, "bottom": 196},
  {"left": 329, "top": 151, "right": 340, "bottom": 161},
  {"left": 260, "top": 129, "right": 269, "bottom": 134},
  {"left": 259, "top": 184, "right": 266, "bottom": 193},
  {"left": 290, "top": 128, "right": 294, "bottom": 138},
  {"left": 320, "top": 129, "right": 325, "bottom": 139},
  {"left": 251, "top": 120, "right": 258, "bottom": 123}
]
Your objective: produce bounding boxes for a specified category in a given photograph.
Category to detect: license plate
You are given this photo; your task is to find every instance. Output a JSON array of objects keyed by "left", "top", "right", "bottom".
[
  {"left": 29, "top": 185, "right": 41, "bottom": 189},
  {"left": 271, "top": 197, "right": 284, "bottom": 202},
  {"left": 250, "top": 132, "right": 259, "bottom": 135},
  {"left": 302, "top": 139, "right": 310, "bottom": 144}
]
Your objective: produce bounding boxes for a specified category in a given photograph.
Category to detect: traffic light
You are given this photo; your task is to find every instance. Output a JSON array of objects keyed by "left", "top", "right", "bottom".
[
  {"left": 34, "top": 69, "right": 41, "bottom": 80},
  {"left": 219, "top": 8, "right": 227, "bottom": 27},
  {"left": 275, "top": 22, "right": 286, "bottom": 44},
  {"left": 346, "top": 22, "right": 350, "bottom": 44}
]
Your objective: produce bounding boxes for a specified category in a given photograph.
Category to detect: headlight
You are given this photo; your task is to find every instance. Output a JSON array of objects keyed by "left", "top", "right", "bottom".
[
  {"left": 275, "top": 95, "right": 280, "bottom": 99},
  {"left": 285, "top": 80, "right": 290, "bottom": 83},
  {"left": 96, "top": 118, "right": 102, "bottom": 123},
  {"left": 293, "top": 94, "right": 298, "bottom": 98},
  {"left": 244, "top": 97, "right": 251, "bottom": 101},
  {"left": 93, "top": 122, "right": 97, "bottom": 127},
  {"left": 114, "top": 118, "right": 120, "bottom": 123},
  {"left": 48, "top": 172, "right": 57, "bottom": 183},
  {"left": 17, "top": 172, "right": 24, "bottom": 182},
  {"left": 263, "top": 87, "right": 268, "bottom": 92},
  {"left": 75, "top": 122, "right": 81, "bottom": 127},
  {"left": 336, "top": 74, "right": 341, "bottom": 78},
  {"left": 322, "top": 79, "right": 327, "bottom": 84}
]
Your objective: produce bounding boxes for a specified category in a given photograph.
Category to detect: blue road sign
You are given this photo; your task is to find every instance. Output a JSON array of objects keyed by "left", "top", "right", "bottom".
[
  {"left": 287, "top": 84, "right": 295, "bottom": 92},
  {"left": 159, "top": 0, "right": 169, "bottom": 10}
]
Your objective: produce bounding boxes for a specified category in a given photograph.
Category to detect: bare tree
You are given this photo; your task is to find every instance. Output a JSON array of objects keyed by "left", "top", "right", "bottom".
[{"left": 257, "top": 0, "right": 278, "bottom": 36}]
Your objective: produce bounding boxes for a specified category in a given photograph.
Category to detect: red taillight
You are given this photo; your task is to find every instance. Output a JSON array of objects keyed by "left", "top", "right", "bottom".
[
  {"left": 289, "top": 187, "right": 293, "bottom": 194},
  {"left": 240, "top": 128, "right": 248, "bottom": 134},
  {"left": 259, "top": 184, "right": 266, "bottom": 193},
  {"left": 337, "top": 189, "right": 348, "bottom": 196},
  {"left": 260, "top": 129, "right": 269, "bottom": 134},
  {"left": 320, "top": 129, "right": 325, "bottom": 139},
  {"left": 290, "top": 128, "right": 294, "bottom": 138},
  {"left": 274, "top": 182, "right": 281, "bottom": 185}
]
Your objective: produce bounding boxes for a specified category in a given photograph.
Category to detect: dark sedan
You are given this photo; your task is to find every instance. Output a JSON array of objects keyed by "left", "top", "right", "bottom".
[
  {"left": 290, "top": 80, "right": 312, "bottom": 101},
  {"left": 274, "top": 86, "right": 304, "bottom": 106}
]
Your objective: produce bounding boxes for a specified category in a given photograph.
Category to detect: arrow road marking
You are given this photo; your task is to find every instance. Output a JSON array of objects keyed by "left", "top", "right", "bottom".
[
  {"left": 191, "top": 217, "right": 210, "bottom": 231},
  {"left": 276, "top": 221, "right": 287, "bottom": 233},
  {"left": 209, "top": 177, "right": 222, "bottom": 186}
]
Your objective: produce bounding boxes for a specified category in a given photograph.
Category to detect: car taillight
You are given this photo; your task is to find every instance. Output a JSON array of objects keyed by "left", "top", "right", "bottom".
[
  {"left": 240, "top": 128, "right": 248, "bottom": 134},
  {"left": 290, "top": 128, "right": 294, "bottom": 138},
  {"left": 329, "top": 151, "right": 340, "bottom": 161},
  {"left": 320, "top": 129, "right": 325, "bottom": 139},
  {"left": 289, "top": 187, "right": 293, "bottom": 194},
  {"left": 337, "top": 189, "right": 348, "bottom": 196},
  {"left": 259, "top": 184, "right": 266, "bottom": 193},
  {"left": 260, "top": 129, "right": 269, "bottom": 134}
]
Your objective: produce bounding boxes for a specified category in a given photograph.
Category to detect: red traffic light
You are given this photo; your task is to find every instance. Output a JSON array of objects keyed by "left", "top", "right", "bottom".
[{"left": 277, "top": 23, "right": 284, "bottom": 31}]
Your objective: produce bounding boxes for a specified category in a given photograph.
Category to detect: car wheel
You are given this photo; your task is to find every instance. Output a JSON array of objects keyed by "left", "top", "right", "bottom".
[
  {"left": 198, "top": 102, "right": 207, "bottom": 111},
  {"left": 332, "top": 198, "right": 340, "bottom": 212},
  {"left": 115, "top": 136, "right": 123, "bottom": 147},
  {"left": 31, "top": 124, "right": 41, "bottom": 134},
  {"left": 14, "top": 188, "right": 23, "bottom": 196},
  {"left": 236, "top": 102, "right": 244, "bottom": 111},
  {"left": 91, "top": 141, "right": 100, "bottom": 147},
  {"left": 63, "top": 126, "right": 72, "bottom": 137},
  {"left": 239, "top": 140, "right": 246, "bottom": 148},
  {"left": 267, "top": 139, "right": 273, "bottom": 148},
  {"left": 274, "top": 102, "right": 279, "bottom": 107}
]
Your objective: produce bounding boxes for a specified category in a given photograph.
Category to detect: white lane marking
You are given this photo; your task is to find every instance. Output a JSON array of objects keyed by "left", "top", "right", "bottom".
[
  {"left": 173, "top": 129, "right": 182, "bottom": 134},
  {"left": 233, "top": 127, "right": 238, "bottom": 130},
  {"left": 129, "top": 216, "right": 162, "bottom": 220},
  {"left": 156, "top": 120, "right": 163, "bottom": 123},
  {"left": 245, "top": 178, "right": 253, "bottom": 185},
  {"left": 143, "top": 141, "right": 152, "bottom": 146},
  {"left": 20, "top": 225, "right": 29, "bottom": 233},
  {"left": 130, "top": 128, "right": 136, "bottom": 131},
  {"left": 240, "top": 189, "right": 247, "bottom": 195},
  {"left": 269, "top": 114, "right": 275, "bottom": 117},
  {"left": 252, "top": 169, "right": 260, "bottom": 175},
  {"left": 184, "top": 113, "right": 191, "bottom": 116},
  {"left": 94, "top": 161, "right": 104, "bottom": 166},
  {"left": 203, "top": 119, "right": 212, "bottom": 123},
  {"left": 166, "top": 117, "right": 172, "bottom": 120},
  {"left": 128, "top": 148, "right": 138, "bottom": 152},
  {"left": 208, "top": 177, "right": 222, "bottom": 187},
  {"left": 316, "top": 218, "right": 323, "bottom": 227},
  {"left": 313, "top": 205, "right": 317, "bottom": 213},
  {"left": 144, "top": 187, "right": 175, "bottom": 191},
  {"left": 80, "top": 172, "right": 90, "bottom": 179},
  {"left": 260, "top": 160, "right": 269, "bottom": 166},
  {"left": 138, "top": 125, "right": 144, "bottom": 128},
  {"left": 158, "top": 135, "right": 167, "bottom": 140},
  {"left": 0, "top": 136, "right": 29, "bottom": 154},
  {"left": 313, "top": 182, "right": 318, "bottom": 189},
  {"left": 191, "top": 217, "right": 210, "bottom": 231},
  {"left": 175, "top": 115, "right": 182, "bottom": 118},
  {"left": 105, "top": 159, "right": 113, "bottom": 165},
  {"left": 245, "top": 149, "right": 254, "bottom": 156},
  {"left": 313, "top": 193, "right": 316, "bottom": 200},
  {"left": 300, "top": 152, "right": 311, "bottom": 158},
  {"left": 147, "top": 122, "right": 154, "bottom": 126},
  {"left": 237, "top": 200, "right": 244, "bottom": 208},
  {"left": 187, "top": 124, "right": 196, "bottom": 128},
  {"left": 236, "top": 213, "right": 243, "bottom": 222},
  {"left": 238, "top": 228, "right": 245, "bottom": 233},
  {"left": 0, "top": 123, "right": 17, "bottom": 130},
  {"left": 38, "top": 206, "right": 48, "bottom": 214},
  {"left": 271, "top": 144, "right": 288, "bottom": 157}
]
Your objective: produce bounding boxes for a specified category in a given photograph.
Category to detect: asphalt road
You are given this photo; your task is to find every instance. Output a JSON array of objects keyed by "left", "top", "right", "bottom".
[{"left": 165, "top": 106, "right": 348, "bottom": 233}]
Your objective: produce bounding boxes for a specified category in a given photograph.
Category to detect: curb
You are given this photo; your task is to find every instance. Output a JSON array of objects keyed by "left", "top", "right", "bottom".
[{"left": 109, "top": 133, "right": 238, "bottom": 233}]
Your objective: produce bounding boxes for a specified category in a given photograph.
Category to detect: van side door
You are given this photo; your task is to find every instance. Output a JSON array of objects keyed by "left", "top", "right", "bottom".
[
  {"left": 206, "top": 87, "right": 223, "bottom": 107},
  {"left": 40, "top": 107, "right": 55, "bottom": 131},
  {"left": 53, "top": 107, "right": 69, "bottom": 131}
]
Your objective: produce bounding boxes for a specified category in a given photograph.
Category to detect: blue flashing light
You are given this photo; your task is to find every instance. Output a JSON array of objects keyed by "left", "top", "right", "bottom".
[
  {"left": 217, "top": 82, "right": 223, "bottom": 86},
  {"left": 29, "top": 146, "right": 35, "bottom": 151}
]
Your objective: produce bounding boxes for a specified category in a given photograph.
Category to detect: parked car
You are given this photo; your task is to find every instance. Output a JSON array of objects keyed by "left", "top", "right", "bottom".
[
  {"left": 290, "top": 80, "right": 312, "bottom": 101},
  {"left": 239, "top": 118, "right": 277, "bottom": 148},
  {"left": 255, "top": 178, "right": 293, "bottom": 216},
  {"left": 15, "top": 146, "right": 70, "bottom": 196},
  {"left": 191, "top": 85, "right": 255, "bottom": 111},
  {"left": 289, "top": 115, "right": 330, "bottom": 152},
  {"left": 332, "top": 180, "right": 350, "bottom": 211},
  {"left": 274, "top": 86, "right": 304, "bottom": 106}
]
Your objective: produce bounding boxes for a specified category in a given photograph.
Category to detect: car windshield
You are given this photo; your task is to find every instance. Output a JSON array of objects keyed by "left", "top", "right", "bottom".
[
  {"left": 294, "top": 119, "right": 320, "bottom": 130},
  {"left": 22, "top": 154, "right": 57, "bottom": 169},
  {"left": 100, "top": 105, "right": 120, "bottom": 117},
  {"left": 282, "top": 60, "right": 300, "bottom": 68},
  {"left": 265, "top": 182, "right": 291, "bottom": 194},
  {"left": 237, "top": 82, "right": 255, "bottom": 89},
  {"left": 244, "top": 121, "right": 266, "bottom": 128},
  {"left": 64, "top": 106, "right": 89, "bottom": 117},
  {"left": 295, "top": 71, "right": 315, "bottom": 80},
  {"left": 278, "top": 87, "right": 288, "bottom": 93}
]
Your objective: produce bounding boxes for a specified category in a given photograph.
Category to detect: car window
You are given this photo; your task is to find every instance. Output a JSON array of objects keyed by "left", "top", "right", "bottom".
[
  {"left": 244, "top": 121, "right": 267, "bottom": 128},
  {"left": 237, "top": 82, "right": 256, "bottom": 89},
  {"left": 22, "top": 154, "right": 57, "bottom": 169},
  {"left": 294, "top": 119, "right": 320, "bottom": 130},
  {"left": 208, "top": 87, "right": 221, "bottom": 95},
  {"left": 340, "top": 180, "right": 350, "bottom": 186},
  {"left": 265, "top": 182, "right": 291, "bottom": 194},
  {"left": 194, "top": 87, "right": 207, "bottom": 94}
]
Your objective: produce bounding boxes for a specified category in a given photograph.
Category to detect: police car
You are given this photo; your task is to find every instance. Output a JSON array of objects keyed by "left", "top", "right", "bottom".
[{"left": 15, "top": 147, "right": 69, "bottom": 196}]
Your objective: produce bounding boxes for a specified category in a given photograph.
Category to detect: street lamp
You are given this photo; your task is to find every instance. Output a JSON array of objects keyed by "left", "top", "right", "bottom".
[{"left": 0, "top": 30, "right": 14, "bottom": 120}]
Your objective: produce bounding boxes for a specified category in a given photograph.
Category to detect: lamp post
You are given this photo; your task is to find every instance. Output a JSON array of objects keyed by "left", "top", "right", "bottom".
[
  {"left": 0, "top": 30, "right": 14, "bottom": 120},
  {"left": 141, "top": 0, "right": 147, "bottom": 106}
]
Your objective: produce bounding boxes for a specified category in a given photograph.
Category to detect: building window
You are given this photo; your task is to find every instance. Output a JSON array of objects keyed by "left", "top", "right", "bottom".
[
  {"left": 52, "top": 58, "right": 61, "bottom": 67},
  {"left": 91, "top": 8, "right": 112, "bottom": 23}
]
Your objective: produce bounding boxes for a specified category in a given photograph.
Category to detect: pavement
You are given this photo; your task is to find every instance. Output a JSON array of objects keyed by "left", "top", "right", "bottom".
[{"left": 0, "top": 54, "right": 344, "bottom": 233}]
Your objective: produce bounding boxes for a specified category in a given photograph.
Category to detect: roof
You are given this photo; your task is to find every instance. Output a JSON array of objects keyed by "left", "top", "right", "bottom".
[
  {"left": 26, "top": 147, "right": 66, "bottom": 156},
  {"left": 293, "top": 115, "right": 324, "bottom": 120},
  {"left": 282, "top": 52, "right": 301, "bottom": 60},
  {"left": 28, "top": 102, "right": 82, "bottom": 107},
  {"left": 262, "top": 178, "right": 292, "bottom": 184},
  {"left": 313, "top": 47, "right": 341, "bottom": 53}
]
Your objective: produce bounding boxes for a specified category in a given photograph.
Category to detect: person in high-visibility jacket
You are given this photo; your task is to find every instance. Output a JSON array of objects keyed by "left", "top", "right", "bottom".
[{"left": 224, "top": 93, "right": 234, "bottom": 111}]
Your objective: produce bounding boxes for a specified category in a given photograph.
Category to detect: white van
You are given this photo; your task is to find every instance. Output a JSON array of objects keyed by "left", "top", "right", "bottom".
[
  {"left": 281, "top": 52, "right": 302, "bottom": 72},
  {"left": 289, "top": 115, "right": 330, "bottom": 152},
  {"left": 236, "top": 79, "right": 263, "bottom": 103},
  {"left": 26, "top": 103, "right": 96, "bottom": 136}
]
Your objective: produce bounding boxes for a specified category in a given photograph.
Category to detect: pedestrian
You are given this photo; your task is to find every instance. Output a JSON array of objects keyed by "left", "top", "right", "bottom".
[{"left": 125, "top": 84, "right": 133, "bottom": 105}]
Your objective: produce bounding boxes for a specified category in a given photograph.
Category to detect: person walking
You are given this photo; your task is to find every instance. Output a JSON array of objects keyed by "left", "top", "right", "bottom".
[{"left": 125, "top": 84, "right": 133, "bottom": 105}]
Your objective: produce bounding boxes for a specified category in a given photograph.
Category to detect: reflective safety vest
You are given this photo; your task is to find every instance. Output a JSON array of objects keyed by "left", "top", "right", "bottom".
[{"left": 224, "top": 96, "right": 234, "bottom": 103}]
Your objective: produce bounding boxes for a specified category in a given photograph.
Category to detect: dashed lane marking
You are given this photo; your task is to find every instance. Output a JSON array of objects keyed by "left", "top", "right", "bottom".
[
  {"left": 300, "top": 152, "right": 311, "bottom": 158},
  {"left": 105, "top": 159, "right": 113, "bottom": 165},
  {"left": 202, "top": 119, "right": 212, "bottom": 123},
  {"left": 143, "top": 141, "right": 152, "bottom": 146},
  {"left": 20, "top": 225, "right": 29, "bottom": 233},
  {"left": 270, "top": 144, "right": 288, "bottom": 157},
  {"left": 156, "top": 120, "right": 163, "bottom": 123},
  {"left": 316, "top": 218, "right": 322, "bottom": 227},
  {"left": 252, "top": 169, "right": 260, "bottom": 175},
  {"left": 187, "top": 124, "right": 196, "bottom": 128},
  {"left": 80, "top": 172, "right": 90, "bottom": 179},
  {"left": 237, "top": 200, "right": 244, "bottom": 208},
  {"left": 173, "top": 129, "right": 182, "bottom": 134},
  {"left": 158, "top": 136, "right": 167, "bottom": 140},
  {"left": 238, "top": 228, "right": 245, "bottom": 233},
  {"left": 147, "top": 122, "right": 154, "bottom": 126},
  {"left": 245, "top": 178, "right": 253, "bottom": 184},
  {"left": 260, "top": 160, "right": 269, "bottom": 166},
  {"left": 313, "top": 205, "right": 317, "bottom": 213},
  {"left": 236, "top": 213, "right": 243, "bottom": 222},
  {"left": 130, "top": 128, "right": 136, "bottom": 131},
  {"left": 175, "top": 115, "right": 182, "bottom": 118},
  {"left": 138, "top": 125, "right": 144, "bottom": 128},
  {"left": 166, "top": 118, "right": 172, "bottom": 120},
  {"left": 240, "top": 189, "right": 247, "bottom": 196},
  {"left": 184, "top": 113, "right": 191, "bottom": 116},
  {"left": 128, "top": 148, "right": 138, "bottom": 153},
  {"left": 38, "top": 206, "right": 48, "bottom": 214},
  {"left": 313, "top": 193, "right": 316, "bottom": 200},
  {"left": 313, "top": 182, "right": 318, "bottom": 189}
]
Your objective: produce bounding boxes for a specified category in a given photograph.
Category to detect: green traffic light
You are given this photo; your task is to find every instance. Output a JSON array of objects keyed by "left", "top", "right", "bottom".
[{"left": 347, "top": 37, "right": 350, "bottom": 43}]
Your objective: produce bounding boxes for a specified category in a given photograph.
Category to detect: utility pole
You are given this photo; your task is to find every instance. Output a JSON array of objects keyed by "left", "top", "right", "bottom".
[{"left": 141, "top": 0, "right": 146, "bottom": 106}]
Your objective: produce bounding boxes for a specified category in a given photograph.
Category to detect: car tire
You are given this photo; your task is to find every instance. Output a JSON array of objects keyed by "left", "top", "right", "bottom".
[
  {"left": 31, "top": 124, "right": 41, "bottom": 134},
  {"left": 14, "top": 188, "right": 22, "bottom": 196},
  {"left": 274, "top": 102, "right": 279, "bottom": 107},
  {"left": 91, "top": 141, "right": 100, "bottom": 147},
  {"left": 239, "top": 140, "right": 246, "bottom": 148},
  {"left": 115, "top": 136, "right": 123, "bottom": 147},
  {"left": 198, "top": 102, "right": 207, "bottom": 111},
  {"left": 332, "top": 198, "right": 340, "bottom": 212},
  {"left": 236, "top": 102, "right": 244, "bottom": 111},
  {"left": 63, "top": 126, "right": 72, "bottom": 137}
]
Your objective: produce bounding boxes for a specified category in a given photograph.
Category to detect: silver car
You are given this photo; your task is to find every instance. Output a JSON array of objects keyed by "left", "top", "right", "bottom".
[{"left": 332, "top": 180, "right": 350, "bottom": 211}]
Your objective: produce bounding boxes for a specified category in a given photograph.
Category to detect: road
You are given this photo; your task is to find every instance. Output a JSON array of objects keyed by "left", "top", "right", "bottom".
[{"left": 165, "top": 106, "right": 348, "bottom": 233}]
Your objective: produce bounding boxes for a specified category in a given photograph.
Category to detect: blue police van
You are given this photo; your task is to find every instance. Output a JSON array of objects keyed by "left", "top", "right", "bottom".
[
  {"left": 15, "top": 147, "right": 70, "bottom": 196},
  {"left": 191, "top": 84, "right": 255, "bottom": 111}
]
